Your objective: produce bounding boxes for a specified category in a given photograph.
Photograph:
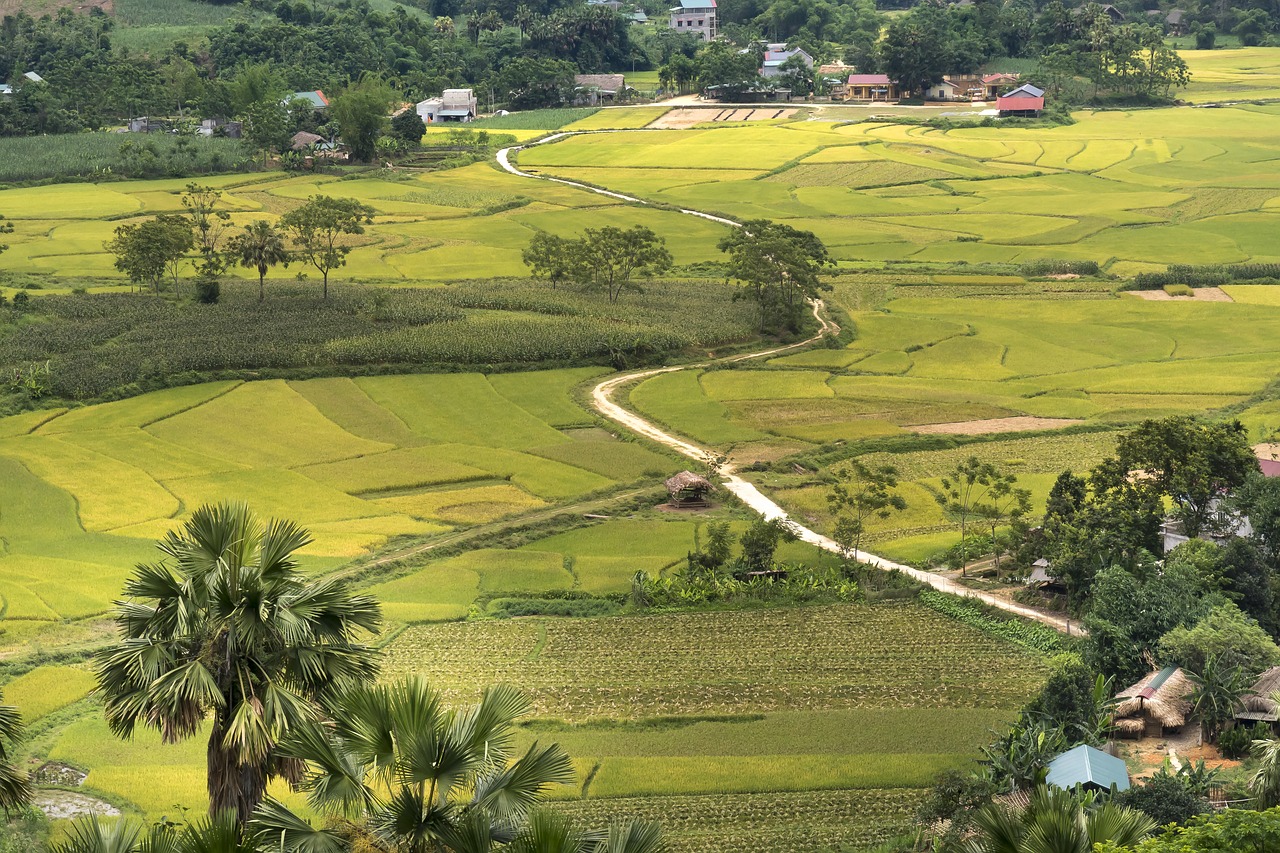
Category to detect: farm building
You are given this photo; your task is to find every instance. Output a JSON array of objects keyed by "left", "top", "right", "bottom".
[
  {"left": 924, "top": 79, "right": 960, "bottom": 101},
  {"left": 0, "top": 84, "right": 9, "bottom": 96},
  {"left": 197, "top": 118, "right": 242, "bottom": 138},
  {"left": 1236, "top": 666, "right": 1280, "bottom": 729},
  {"left": 290, "top": 131, "right": 324, "bottom": 150},
  {"left": 665, "top": 471, "right": 715, "bottom": 507},
  {"left": 442, "top": 89, "right": 478, "bottom": 121},
  {"left": 982, "top": 73, "right": 1019, "bottom": 99},
  {"left": 1025, "top": 558, "right": 1067, "bottom": 595},
  {"left": 1045, "top": 744, "right": 1131, "bottom": 793},
  {"left": 997, "top": 84, "right": 1045, "bottom": 117},
  {"left": 287, "top": 90, "right": 329, "bottom": 110},
  {"left": 760, "top": 44, "right": 813, "bottom": 78},
  {"left": 845, "top": 74, "right": 900, "bottom": 101},
  {"left": 574, "top": 74, "right": 627, "bottom": 105},
  {"left": 669, "top": 0, "right": 716, "bottom": 40},
  {"left": 1113, "top": 666, "right": 1194, "bottom": 738}
]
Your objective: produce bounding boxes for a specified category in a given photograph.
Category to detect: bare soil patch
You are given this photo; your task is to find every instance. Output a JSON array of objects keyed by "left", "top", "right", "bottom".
[
  {"left": 33, "top": 790, "right": 120, "bottom": 820},
  {"left": 1127, "top": 287, "right": 1234, "bottom": 302},
  {"left": 646, "top": 107, "right": 797, "bottom": 129},
  {"left": 912, "top": 416, "right": 1084, "bottom": 436}
]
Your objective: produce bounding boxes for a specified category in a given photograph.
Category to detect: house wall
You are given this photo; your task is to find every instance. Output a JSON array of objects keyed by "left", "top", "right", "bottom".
[{"left": 669, "top": 9, "right": 715, "bottom": 39}]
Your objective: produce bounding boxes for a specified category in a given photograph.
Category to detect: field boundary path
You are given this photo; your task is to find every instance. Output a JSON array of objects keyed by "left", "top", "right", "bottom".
[{"left": 497, "top": 132, "right": 1079, "bottom": 636}]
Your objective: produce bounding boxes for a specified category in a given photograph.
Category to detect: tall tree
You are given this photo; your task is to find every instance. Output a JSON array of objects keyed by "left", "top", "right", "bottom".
[
  {"left": 578, "top": 225, "right": 672, "bottom": 303},
  {"left": 279, "top": 195, "right": 375, "bottom": 298},
  {"left": 104, "top": 215, "right": 194, "bottom": 294},
  {"left": 934, "top": 457, "right": 1017, "bottom": 576},
  {"left": 522, "top": 230, "right": 578, "bottom": 289},
  {"left": 330, "top": 76, "right": 396, "bottom": 163},
  {"left": 827, "top": 460, "right": 907, "bottom": 564},
  {"left": 718, "top": 219, "right": 832, "bottom": 332},
  {"left": 94, "top": 502, "right": 382, "bottom": 824},
  {"left": 253, "top": 678, "right": 664, "bottom": 853},
  {"left": 1116, "top": 416, "right": 1257, "bottom": 541},
  {"left": 182, "top": 182, "right": 232, "bottom": 282},
  {"left": 228, "top": 220, "right": 291, "bottom": 301}
]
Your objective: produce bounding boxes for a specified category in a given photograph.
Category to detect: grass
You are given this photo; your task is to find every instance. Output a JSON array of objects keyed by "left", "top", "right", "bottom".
[{"left": 2, "top": 666, "right": 96, "bottom": 721}]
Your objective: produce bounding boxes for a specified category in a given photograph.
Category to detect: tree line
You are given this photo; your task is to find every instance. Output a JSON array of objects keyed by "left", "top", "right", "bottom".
[{"left": 103, "top": 183, "right": 373, "bottom": 301}]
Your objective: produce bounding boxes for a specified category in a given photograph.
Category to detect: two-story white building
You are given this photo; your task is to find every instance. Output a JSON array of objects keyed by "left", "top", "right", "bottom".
[{"left": 669, "top": 0, "right": 716, "bottom": 40}]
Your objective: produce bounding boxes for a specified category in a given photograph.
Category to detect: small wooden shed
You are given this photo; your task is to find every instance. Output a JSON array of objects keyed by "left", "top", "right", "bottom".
[
  {"left": 1113, "top": 666, "right": 1194, "bottom": 738},
  {"left": 665, "top": 471, "right": 714, "bottom": 507},
  {"left": 1236, "top": 666, "right": 1280, "bottom": 729}
]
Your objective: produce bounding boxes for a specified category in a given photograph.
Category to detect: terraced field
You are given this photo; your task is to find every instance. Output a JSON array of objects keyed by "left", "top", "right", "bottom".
[
  {"left": 0, "top": 369, "right": 680, "bottom": 646},
  {"left": 519, "top": 105, "right": 1280, "bottom": 277}
]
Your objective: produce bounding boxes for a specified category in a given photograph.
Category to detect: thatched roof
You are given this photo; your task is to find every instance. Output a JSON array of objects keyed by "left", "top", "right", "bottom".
[
  {"left": 1114, "top": 666, "right": 1193, "bottom": 729},
  {"left": 665, "top": 471, "right": 713, "bottom": 496},
  {"left": 1240, "top": 666, "right": 1280, "bottom": 722}
]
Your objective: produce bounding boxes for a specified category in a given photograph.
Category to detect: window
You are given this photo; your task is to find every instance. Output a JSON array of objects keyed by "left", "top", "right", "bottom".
[
  {"left": 676, "top": 19, "right": 682, "bottom": 25},
  {"left": 698, "top": 18, "right": 703, "bottom": 25}
]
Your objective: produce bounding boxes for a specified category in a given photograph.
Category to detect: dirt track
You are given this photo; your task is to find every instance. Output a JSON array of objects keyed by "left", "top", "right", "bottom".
[{"left": 494, "top": 133, "right": 1080, "bottom": 635}]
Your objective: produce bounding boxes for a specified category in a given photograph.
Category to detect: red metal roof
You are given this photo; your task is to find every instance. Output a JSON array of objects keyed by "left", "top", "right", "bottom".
[
  {"left": 997, "top": 96, "right": 1043, "bottom": 111},
  {"left": 1259, "top": 458, "right": 1280, "bottom": 477},
  {"left": 847, "top": 74, "right": 891, "bottom": 86}
]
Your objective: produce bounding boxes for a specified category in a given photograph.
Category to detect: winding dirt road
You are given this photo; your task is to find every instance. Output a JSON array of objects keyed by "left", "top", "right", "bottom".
[{"left": 496, "top": 135, "right": 1078, "bottom": 635}]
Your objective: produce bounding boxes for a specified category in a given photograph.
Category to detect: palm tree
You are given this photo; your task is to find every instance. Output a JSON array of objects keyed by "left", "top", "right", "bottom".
[
  {"left": 966, "top": 785, "right": 1156, "bottom": 853},
  {"left": 55, "top": 811, "right": 254, "bottom": 853},
  {"left": 1251, "top": 735, "right": 1280, "bottom": 808},
  {"left": 94, "top": 502, "right": 383, "bottom": 825},
  {"left": 0, "top": 691, "right": 31, "bottom": 812},
  {"left": 253, "top": 678, "right": 664, "bottom": 853},
  {"left": 229, "top": 220, "right": 290, "bottom": 301}
]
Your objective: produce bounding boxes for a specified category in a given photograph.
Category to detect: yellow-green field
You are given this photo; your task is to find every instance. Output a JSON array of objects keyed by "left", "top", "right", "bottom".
[
  {"left": 1181, "top": 47, "right": 1280, "bottom": 102},
  {"left": 0, "top": 369, "right": 680, "bottom": 646}
]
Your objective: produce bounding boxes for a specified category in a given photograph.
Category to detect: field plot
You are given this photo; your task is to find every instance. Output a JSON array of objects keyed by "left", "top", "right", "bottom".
[
  {"left": 521, "top": 107, "right": 1280, "bottom": 269},
  {"left": 0, "top": 369, "right": 675, "bottom": 639},
  {"left": 1180, "top": 47, "right": 1280, "bottom": 102},
  {"left": 376, "top": 601, "right": 1045, "bottom": 849}
]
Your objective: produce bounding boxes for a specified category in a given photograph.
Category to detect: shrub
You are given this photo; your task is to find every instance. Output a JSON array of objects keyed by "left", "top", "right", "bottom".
[
  {"left": 1163, "top": 284, "right": 1194, "bottom": 297},
  {"left": 1019, "top": 259, "right": 1101, "bottom": 277}
]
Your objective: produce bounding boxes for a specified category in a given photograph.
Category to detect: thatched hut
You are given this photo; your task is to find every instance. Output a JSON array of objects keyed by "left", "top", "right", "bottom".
[
  {"left": 665, "top": 471, "right": 714, "bottom": 507},
  {"left": 1113, "top": 666, "right": 1194, "bottom": 738},
  {"left": 1236, "top": 666, "right": 1280, "bottom": 729}
]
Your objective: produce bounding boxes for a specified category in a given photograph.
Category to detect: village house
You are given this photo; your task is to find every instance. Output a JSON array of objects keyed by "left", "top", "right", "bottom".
[
  {"left": 418, "top": 89, "right": 478, "bottom": 123},
  {"left": 287, "top": 90, "right": 329, "bottom": 110},
  {"left": 1113, "top": 666, "right": 1194, "bottom": 738},
  {"left": 845, "top": 73, "right": 899, "bottom": 101},
  {"left": 197, "top": 118, "right": 242, "bottom": 138},
  {"left": 1045, "top": 744, "right": 1131, "bottom": 793},
  {"left": 574, "top": 74, "right": 627, "bottom": 105},
  {"left": 982, "top": 73, "right": 1020, "bottom": 99},
  {"left": 924, "top": 78, "right": 960, "bottom": 101},
  {"left": 669, "top": 0, "right": 716, "bottom": 40},
  {"left": 760, "top": 44, "right": 813, "bottom": 78},
  {"left": 1166, "top": 8, "right": 1187, "bottom": 35},
  {"left": 1236, "top": 666, "right": 1280, "bottom": 731},
  {"left": 997, "top": 83, "right": 1045, "bottom": 117}
]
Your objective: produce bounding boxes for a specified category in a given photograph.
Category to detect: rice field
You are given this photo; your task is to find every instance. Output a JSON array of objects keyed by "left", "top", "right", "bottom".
[{"left": 0, "top": 370, "right": 679, "bottom": 640}]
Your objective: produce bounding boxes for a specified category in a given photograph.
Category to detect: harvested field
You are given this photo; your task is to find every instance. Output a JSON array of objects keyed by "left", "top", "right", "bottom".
[
  {"left": 647, "top": 107, "right": 797, "bottom": 129},
  {"left": 912, "top": 416, "right": 1085, "bottom": 435},
  {"left": 1126, "top": 287, "right": 1234, "bottom": 302}
]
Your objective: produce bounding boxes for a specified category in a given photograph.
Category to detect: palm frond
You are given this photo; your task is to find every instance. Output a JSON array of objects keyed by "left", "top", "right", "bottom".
[
  {"left": 53, "top": 815, "right": 146, "bottom": 853},
  {"left": 249, "top": 798, "right": 347, "bottom": 853},
  {"left": 593, "top": 819, "right": 666, "bottom": 853},
  {"left": 471, "top": 742, "right": 576, "bottom": 822},
  {"left": 508, "top": 810, "right": 586, "bottom": 853},
  {"left": 1086, "top": 801, "right": 1157, "bottom": 848}
]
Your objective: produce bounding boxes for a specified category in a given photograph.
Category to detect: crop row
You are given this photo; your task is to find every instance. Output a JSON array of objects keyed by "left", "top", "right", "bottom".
[
  {"left": 0, "top": 280, "right": 758, "bottom": 401},
  {"left": 380, "top": 602, "right": 1050, "bottom": 719},
  {"left": 553, "top": 788, "right": 921, "bottom": 851}
]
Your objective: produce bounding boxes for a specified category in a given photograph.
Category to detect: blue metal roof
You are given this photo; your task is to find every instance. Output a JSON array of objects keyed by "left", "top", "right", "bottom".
[
  {"left": 678, "top": 0, "right": 715, "bottom": 8},
  {"left": 1046, "top": 744, "right": 1130, "bottom": 792}
]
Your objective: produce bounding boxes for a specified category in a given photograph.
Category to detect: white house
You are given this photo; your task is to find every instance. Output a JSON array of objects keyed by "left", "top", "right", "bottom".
[
  {"left": 924, "top": 79, "right": 960, "bottom": 101},
  {"left": 669, "top": 0, "right": 716, "bottom": 40},
  {"left": 760, "top": 44, "right": 813, "bottom": 78}
]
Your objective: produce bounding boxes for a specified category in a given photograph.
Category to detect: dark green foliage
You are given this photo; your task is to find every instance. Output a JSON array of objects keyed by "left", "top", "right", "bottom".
[
  {"left": 489, "top": 597, "right": 620, "bottom": 618},
  {"left": 1116, "top": 417, "right": 1257, "bottom": 541},
  {"left": 1083, "top": 560, "right": 1218, "bottom": 683},
  {"left": 916, "top": 769, "right": 995, "bottom": 847},
  {"left": 1095, "top": 806, "right": 1280, "bottom": 853},
  {"left": 1111, "top": 768, "right": 1208, "bottom": 829},
  {"left": 1133, "top": 263, "right": 1280, "bottom": 290},
  {"left": 719, "top": 219, "right": 833, "bottom": 333},
  {"left": 1020, "top": 259, "right": 1101, "bottom": 277},
  {"left": 0, "top": 281, "right": 758, "bottom": 406},
  {"left": 390, "top": 108, "right": 426, "bottom": 145},
  {"left": 917, "top": 590, "right": 1065, "bottom": 656},
  {"left": 738, "top": 518, "right": 798, "bottom": 573},
  {"left": 195, "top": 279, "right": 221, "bottom": 304},
  {"left": 279, "top": 195, "right": 375, "bottom": 297},
  {"left": 330, "top": 77, "right": 396, "bottom": 163},
  {"left": 1218, "top": 721, "right": 1270, "bottom": 760}
]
